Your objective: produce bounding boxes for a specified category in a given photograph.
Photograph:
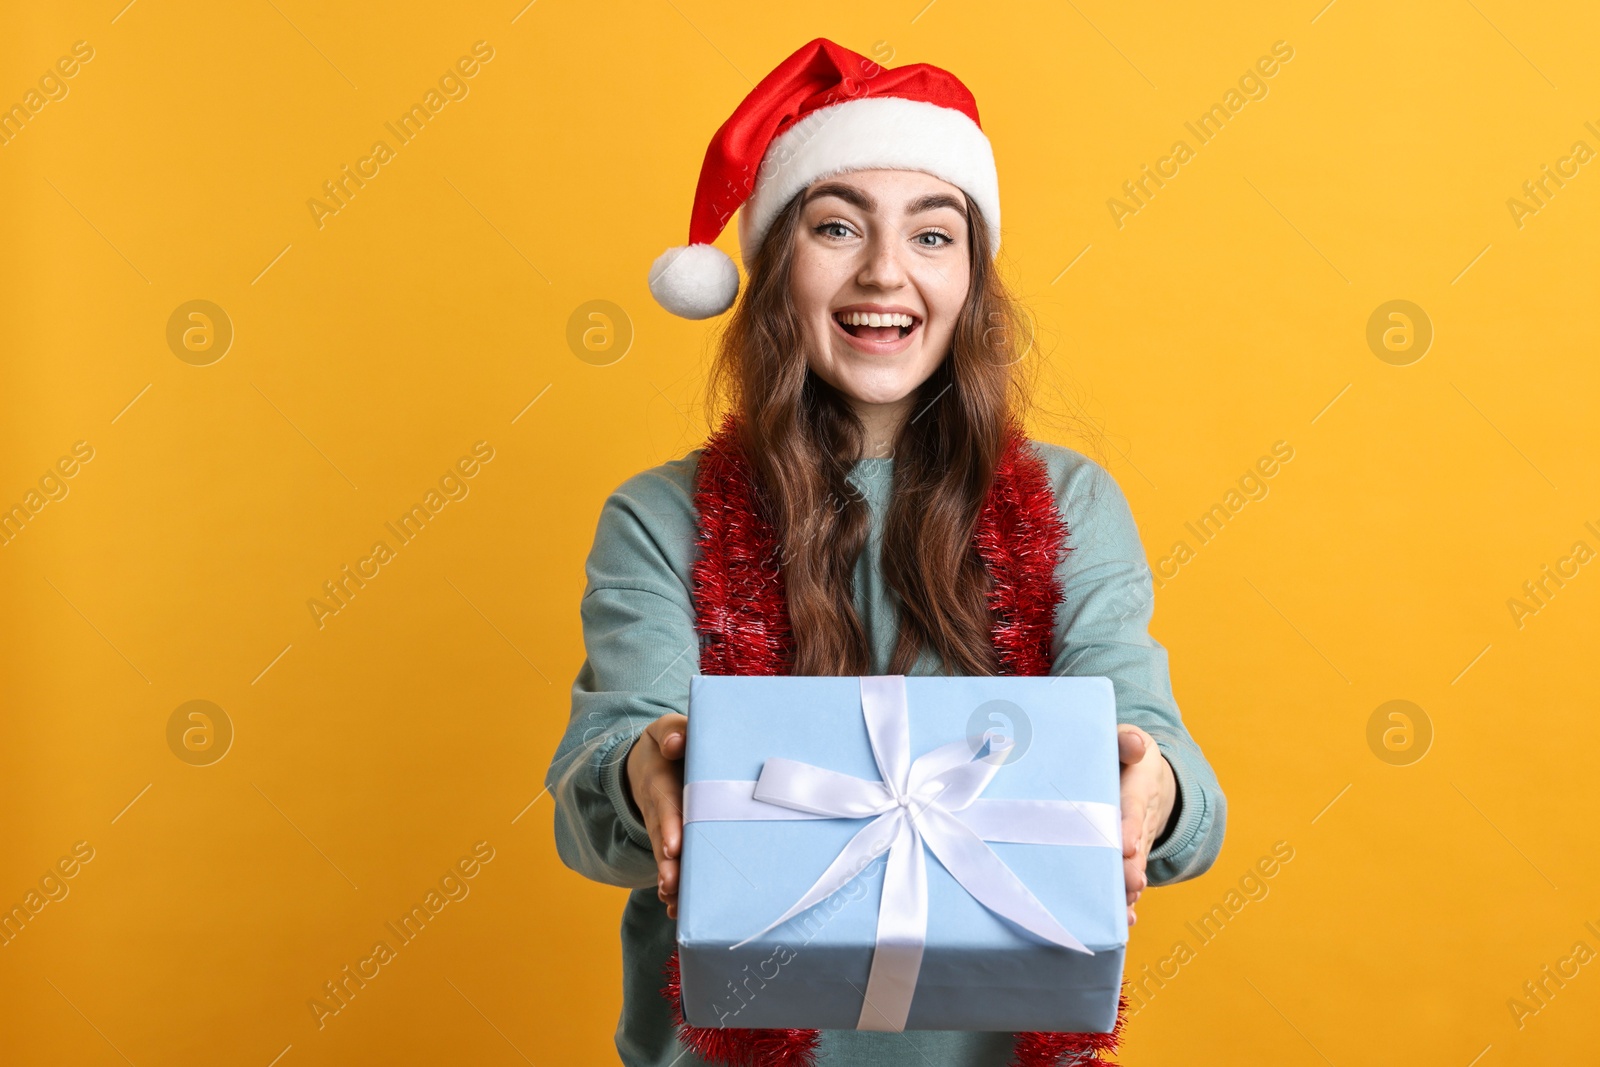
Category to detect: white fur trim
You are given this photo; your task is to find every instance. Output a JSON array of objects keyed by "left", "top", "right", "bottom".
[
  {"left": 648, "top": 243, "right": 740, "bottom": 319},
  {"left": 736, "top": 96, "right": 1000, "bottom": 269}
]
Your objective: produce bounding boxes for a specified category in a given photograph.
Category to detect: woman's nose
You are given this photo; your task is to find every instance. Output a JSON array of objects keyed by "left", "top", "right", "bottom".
[{"left": 857, "top": 231, "right": 909, "bottom": 289}]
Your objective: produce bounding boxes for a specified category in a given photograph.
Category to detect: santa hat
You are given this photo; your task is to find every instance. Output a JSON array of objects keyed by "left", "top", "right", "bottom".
[{"left": 647, "top": 37, "right": 1001, "bottom": 320}]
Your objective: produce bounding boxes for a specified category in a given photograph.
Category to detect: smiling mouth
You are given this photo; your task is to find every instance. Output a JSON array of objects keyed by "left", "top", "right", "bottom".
[{"left": 833, "top": 311, "right": 921, "bottom": 342}]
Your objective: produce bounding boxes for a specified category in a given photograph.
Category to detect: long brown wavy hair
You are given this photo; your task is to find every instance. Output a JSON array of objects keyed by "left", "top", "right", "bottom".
[{"left": 702, "top": 182, "right": 1052, "bottom": 678}]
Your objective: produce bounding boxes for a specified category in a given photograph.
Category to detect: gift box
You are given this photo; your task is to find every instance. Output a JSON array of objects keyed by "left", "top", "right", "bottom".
[{"left": 677, "top": 673, "right": 1127, "bottom": 1033}]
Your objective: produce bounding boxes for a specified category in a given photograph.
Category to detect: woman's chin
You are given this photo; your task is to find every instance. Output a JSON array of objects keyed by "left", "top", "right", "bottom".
[{"left": 826, "top": 370, "right": 925, "bottom": 410}]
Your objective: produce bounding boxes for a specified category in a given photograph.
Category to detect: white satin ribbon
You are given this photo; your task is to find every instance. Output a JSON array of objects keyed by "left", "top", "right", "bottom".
[{"left": 682, "top": 675, "right": 1122, "bottom": 1032}]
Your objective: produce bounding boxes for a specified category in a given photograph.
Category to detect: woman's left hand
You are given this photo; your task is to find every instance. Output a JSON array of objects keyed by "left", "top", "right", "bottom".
[{"left": 1118, "top": 724, "right": 1177, "bottom": 927}]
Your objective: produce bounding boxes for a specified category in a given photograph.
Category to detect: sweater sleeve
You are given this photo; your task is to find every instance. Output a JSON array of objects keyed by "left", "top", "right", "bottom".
[
  {"left": 1044, "top": 448, "right": 1227, "bottom": 887},
  {"left": 544, "top": 460, "right": 702, "bottom": 890}
]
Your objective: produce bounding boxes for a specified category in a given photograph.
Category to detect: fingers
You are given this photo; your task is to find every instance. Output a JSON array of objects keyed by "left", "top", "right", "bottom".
[
  {"left": 1123, "top": 853, "right": 1144, "bottom": 897},
  {"left": 652, "top": 775, "right": 684, "bottom": 919},
  {"left": 660, "top": 731, "right": 686, "bottom": 762},
  {"left": 654, "top": 815, "right": 681, "bottom": 918},
  {"left": 660, "top": 858, "right": 679, "bottom": 919},
  {"left": 655, "top": 713, "right": 689, "bottom": 762},
  {"left": 1117, "top": 726, "right": 1160, "bottom": 928},
  {"left": 657, "top": 780, "right": 683, "bottom": 883},
  {"left": 651, "top": 716, "right": 688, "bottom": 870},
  {"left": 1117, "top": 724, "right": 1148, "bottom": 766},
  {"left": 1124, "top": 852, "right": 1148, "bottom": 896},
  {"left": 634, "top": 715, "right": 691, "bottom": 919},
  {"left": 657, "top": 730, "right": 686, "bottom": 862},
  {"left": 1120, "top": 780, "right": 1151, "bottom": 922},
  {"left": 1124, "top": 856, "right": 1146, "bottom": 928},
  {"left": 643, "top": 788, "right": 674, "bottom": 911},
  {"left": 1118, "top": 724, "right": 1162, "bottom": 926},
  {"left": 1120, "top": 787, "right": 1148, "bottom": 859}
]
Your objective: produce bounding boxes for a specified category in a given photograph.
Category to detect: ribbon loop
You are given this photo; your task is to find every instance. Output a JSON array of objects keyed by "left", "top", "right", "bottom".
[
  {"left": 753, "top": 758, "right": 896, "bottom": 816},
  {"left": 905, "top": 737, "right": 1005, "bottom": 812}
]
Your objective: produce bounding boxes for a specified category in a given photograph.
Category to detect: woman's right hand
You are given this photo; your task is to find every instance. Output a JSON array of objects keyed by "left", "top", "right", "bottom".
[{"left": 624, "top": 713, "right": 688, "bottom": 919}]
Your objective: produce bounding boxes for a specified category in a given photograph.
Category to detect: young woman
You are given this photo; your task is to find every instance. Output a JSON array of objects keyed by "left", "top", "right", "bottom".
[{"left": 546, "top": 38, "right": 1226, "bottom": 1067}]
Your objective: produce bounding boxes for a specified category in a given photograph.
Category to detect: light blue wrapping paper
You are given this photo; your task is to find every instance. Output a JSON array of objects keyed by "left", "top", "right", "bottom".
[{"left": 677, "top": 674, "right": 1127, "bottom": 1032}]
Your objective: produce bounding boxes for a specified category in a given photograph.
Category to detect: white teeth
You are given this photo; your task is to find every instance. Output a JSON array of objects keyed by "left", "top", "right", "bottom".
[{"left": 836, "top": 311, "right": 916, "bottom": 327}]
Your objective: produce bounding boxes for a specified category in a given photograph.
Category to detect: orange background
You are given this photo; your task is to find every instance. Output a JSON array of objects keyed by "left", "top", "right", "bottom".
[{"left": 2, "top": 1, "right": 1597, "bottom": 1064}]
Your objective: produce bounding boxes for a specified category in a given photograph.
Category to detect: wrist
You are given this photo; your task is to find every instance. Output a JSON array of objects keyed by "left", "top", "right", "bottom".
[
  {"left": 1153, "top": 754, "right": 1181, "bottom": 846},
  {"left": 599, "top": 727, "right": 654, "bottom": 852},
  {"left": 618, "top": 733, "right": 647, "bottom": 824}
]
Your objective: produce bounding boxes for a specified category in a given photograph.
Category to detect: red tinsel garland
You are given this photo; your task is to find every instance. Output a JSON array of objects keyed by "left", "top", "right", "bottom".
[{"left": 663, "top": 411, "right": 1131, "bottom": 1067}]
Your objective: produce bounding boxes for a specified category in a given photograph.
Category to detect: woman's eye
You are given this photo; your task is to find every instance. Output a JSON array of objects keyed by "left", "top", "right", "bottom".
[
  {"left": 815, "top": 222, "right": 853, "bottom": 239},
  {"left": 916, "top": 231, "right": 954, "bottom": 247}
]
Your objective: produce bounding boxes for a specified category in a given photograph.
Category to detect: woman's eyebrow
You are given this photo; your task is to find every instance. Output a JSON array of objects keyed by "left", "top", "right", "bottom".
[
  {"left": 803, "top": 183, "right": 968, "bottom": 221},
  {"left": 804, "top": 182, "right": 874, "bottom": 211},
  {"left": 905, "top": 192, "right": 967, "bottom": 220}
]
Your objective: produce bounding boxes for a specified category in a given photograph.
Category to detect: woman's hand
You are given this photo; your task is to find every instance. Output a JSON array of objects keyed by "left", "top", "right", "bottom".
[
  {"left": 1118, "top": 724, "right": 1177, "bottom": 927},
  {"left": 624, "top": 713, "right": 688, "bottom": 919}
]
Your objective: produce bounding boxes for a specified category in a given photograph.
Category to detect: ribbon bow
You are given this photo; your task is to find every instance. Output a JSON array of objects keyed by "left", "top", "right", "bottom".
[{"left": 683, "top": 675, "right": 1121, "bottom": 1032}]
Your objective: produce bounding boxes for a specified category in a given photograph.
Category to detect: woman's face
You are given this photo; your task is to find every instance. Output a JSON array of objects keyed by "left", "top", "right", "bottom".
[{"left": 789, "top": 168, "right": 972, "bottom": 435}]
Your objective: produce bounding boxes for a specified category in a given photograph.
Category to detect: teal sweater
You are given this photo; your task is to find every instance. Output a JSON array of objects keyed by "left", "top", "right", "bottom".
[{"left": 546, "top": 441, "right": 1227, "bottom": 1066}]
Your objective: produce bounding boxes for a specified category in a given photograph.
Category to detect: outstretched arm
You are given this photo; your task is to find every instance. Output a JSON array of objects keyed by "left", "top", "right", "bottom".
[
  {"left": 545, "top": 472, "right": 701, "bottom": 890},
  {"left": 1046, "top": 453, "right": 1228, "bottom": 890}
]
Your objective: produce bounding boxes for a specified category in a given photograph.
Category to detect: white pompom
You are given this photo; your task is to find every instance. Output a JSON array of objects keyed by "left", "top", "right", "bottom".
[{"left": 647, "top": 243, "right": 740, "bottom": 319}]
